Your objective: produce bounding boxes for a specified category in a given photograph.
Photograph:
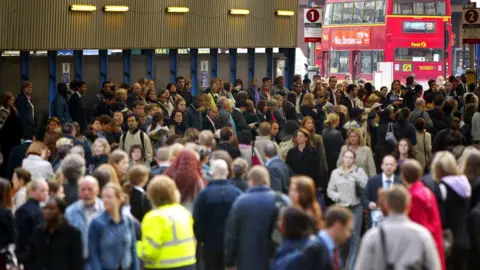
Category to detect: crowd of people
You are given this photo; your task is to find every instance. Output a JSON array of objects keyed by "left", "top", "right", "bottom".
[{"left": 0, "top": 72, "right": 479, "bottom": 270}]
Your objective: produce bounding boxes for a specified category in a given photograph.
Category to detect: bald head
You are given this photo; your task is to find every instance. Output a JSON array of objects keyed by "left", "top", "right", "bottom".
[
  {"left": 415, "top": 98, "right": 425, "bottom": 108},
  {"left": 79, "top": 176, "right": 99, "bottom": 205},
  {"left": 264, "top": 142, "right": 278, "bottom": 159},
  {"left": 211, "top": 159, "right": 229, "bottom": 180}
]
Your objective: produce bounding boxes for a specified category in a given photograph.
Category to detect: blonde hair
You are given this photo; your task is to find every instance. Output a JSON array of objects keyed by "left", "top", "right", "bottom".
[
  {"left": 458, "top": 146, "right": 480, "bottom": 171},
  {"left": 147, "top": 175, "right": 180, "bottom": 207},
  {"left": 92, "top": 138, "right": 111, "bottom": 156},
  {"left": 96, "top": 164, "right": 120, "bottom": 186},
  {"left": 301, "top": 93, "right": 316, "bottom": 107},
  {"left": 346, "top": 128, "right": 365, "bottom": 146},
  {"left": 56, "top": 138, "right": 73, "bottom": 149},
  {"left": 431, "top": 151, "right": 460, "bottom": 181},
  {"left": 116, "top": 88, "right": 127, "bottom": 99},
  {"left": 109, "top": 150, "right": 128, "bottom": 165},
  {"left": 324, "top": 113, "right": 339, "bottom": 127},
  {"left": 169, "top": 143, "right": 184, "bottom": 161}
]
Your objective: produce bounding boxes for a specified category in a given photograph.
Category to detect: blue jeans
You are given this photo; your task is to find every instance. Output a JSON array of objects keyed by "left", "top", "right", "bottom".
[{"left": 341, "top": 204, "right": 363, "bottom": 270}]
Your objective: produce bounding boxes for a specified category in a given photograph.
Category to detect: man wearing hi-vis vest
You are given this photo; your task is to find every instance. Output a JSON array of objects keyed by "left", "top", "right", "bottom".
[{"left": 137, "top": 175, "right": 196, "bottom": 270}]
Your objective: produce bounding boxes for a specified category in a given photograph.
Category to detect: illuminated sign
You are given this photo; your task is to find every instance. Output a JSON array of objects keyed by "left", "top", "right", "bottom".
[
  {"left": 411, "top": 42, "right": 427, "bottom": 48},
  {"left": 403, "top": 22, "right": 436, "bottom": 33},
  {"left": 331, "top": 30, "right": 370, "bottom": 46},
  {"left": 418, "top": 66, "right": 435, "bottom": 71}
]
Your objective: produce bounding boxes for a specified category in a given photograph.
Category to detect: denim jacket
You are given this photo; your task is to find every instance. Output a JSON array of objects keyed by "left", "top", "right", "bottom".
[
  {"left": 65, "top": 198, "right": 105, "bottom": 264},
  {"left": 87, "top": 211, "right": 139, "bottom": 270}
]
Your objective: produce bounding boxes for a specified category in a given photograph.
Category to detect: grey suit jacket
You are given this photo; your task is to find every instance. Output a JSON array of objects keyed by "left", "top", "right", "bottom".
[{"left": 266, "top": 158, "right": 291, "bottom": 194}]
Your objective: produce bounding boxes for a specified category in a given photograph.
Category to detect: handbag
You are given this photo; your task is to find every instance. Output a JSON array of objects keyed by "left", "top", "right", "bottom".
[
  {"left": 385, "top": 122, "right": 398, "bottom": 147},
  {"left": 353, "top": 168, "right": 364, "bottom": 198}
]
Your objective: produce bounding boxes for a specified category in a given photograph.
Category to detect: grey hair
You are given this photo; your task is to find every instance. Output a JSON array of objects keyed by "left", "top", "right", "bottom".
[
  {"left": 61, "top": 153, "right": 86, "bottom": 182},
  {"left": 264, "top": 142, "right": 278, "bottom": 158},
  {"left": 211, "top": 159, "right": 229, "bottom": 179}
]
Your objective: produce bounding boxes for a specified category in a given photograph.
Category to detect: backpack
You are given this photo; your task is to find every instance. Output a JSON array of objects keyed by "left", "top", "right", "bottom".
[
  {"left": 121, "top": 130, "right": 145, "bottom": 151},
  {"left": 271, "top": 237, "right": 318, "bottom": 270}
]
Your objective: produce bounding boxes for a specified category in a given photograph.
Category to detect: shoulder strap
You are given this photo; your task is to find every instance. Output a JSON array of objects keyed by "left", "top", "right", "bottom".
[
  {"left": 379, "top": 226, "right": 390, "bottom": 267},
  {"left": 121, "top": 133, "right": 126, "bottom": 147},
  {"left": 140, "top": 131, "right": 145, "bottom": 151}
]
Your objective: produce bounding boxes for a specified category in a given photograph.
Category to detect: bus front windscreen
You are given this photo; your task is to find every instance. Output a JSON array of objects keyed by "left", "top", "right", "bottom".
[{"left": 393, "top": 0, "right": 446, "bottom": 16}]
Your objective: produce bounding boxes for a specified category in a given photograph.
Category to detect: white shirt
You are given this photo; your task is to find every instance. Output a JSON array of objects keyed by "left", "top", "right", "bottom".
[{"left": 382, "top": 173, "right": 394, "bottom": 189}]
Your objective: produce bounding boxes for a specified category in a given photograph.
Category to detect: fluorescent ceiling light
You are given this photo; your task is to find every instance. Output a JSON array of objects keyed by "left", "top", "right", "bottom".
[
  {"left": 70, "top": 5, "right": 97, "bottom": 12},
  {"left": 276, "top": 10, "right": 295, "bottom": 16},
  {"left": 229, "top": 9, "right": 250, "bottom": 15},
  {"left": 166, "top": 7, "right": 190, "bottom": 13},
  {"left": 104, "top": 5, "right": 129, "bottom": 12}
]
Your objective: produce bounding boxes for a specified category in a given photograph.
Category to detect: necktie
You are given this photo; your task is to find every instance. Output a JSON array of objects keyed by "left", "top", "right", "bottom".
[
  {"left": 333, "top": 247, "right": 340, "bottom": 270},
  {"left": 386, "top": 179, "right": 392, "bottom": 189}
]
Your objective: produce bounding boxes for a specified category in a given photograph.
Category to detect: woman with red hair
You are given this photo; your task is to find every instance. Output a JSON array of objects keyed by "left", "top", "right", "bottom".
[{"left": 164, "top": 150, "right": 205, "bottom": 212}]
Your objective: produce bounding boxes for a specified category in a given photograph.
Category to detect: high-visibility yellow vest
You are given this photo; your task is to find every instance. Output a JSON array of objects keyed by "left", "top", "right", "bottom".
[{"left": 137, "top": 204, "right": 196, "bottom": 269}]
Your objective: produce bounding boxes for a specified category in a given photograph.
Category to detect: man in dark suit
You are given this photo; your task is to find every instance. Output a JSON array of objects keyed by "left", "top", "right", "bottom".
[
  {"left": 363, "top": 155, "right": 401, "bottom": 210},
  {"left": 340, "top": 84, "right": 358, "bottom": 115},
  {"left": 283, "top": 92, "right": 298, "bottom": 122},
  {"left": 68, "top": 80, "right": 88, "bottom": 133},
  {"left": 202, "top": 107, "right": 219, "bottom": 133},
  {"left": 15, "top": 81, "right": 36, "bottom": 137},
  {"left": 184, "top": 95, "right": 203, "bottom": 131},
  {"left": 6, "top": 131, "right": 34, "bottom": 180},
  {"left": 264, "top": 142, "right": 291, "bottom": 194}
]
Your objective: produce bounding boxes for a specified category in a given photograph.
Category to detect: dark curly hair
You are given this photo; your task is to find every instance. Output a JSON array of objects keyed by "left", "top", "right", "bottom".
[{"left": 393, "top": 138, "right": 416, "bottom": 160}]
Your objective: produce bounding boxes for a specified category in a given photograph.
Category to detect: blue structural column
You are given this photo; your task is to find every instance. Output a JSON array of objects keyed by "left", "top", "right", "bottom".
[
  {"left": 211, "top": 48, "right": 218, "bottom": 79},
  {"left": 476, "top": 45, "right": 480, "bottom": 79},
  {"left": 74, "top": 50, "right": 83, "bottom": 81},
  {"left": 248, "top": 48, "right": 255, "bottom": 83},
  {"left": 170, "top": 49, "right": 178, "bottom": 83},
  {"left": 266, "top": 48, "right": 273, "bottom": 79},
  {"left": 191, "top": 49, "right": 198, "bottom": 96},
  {"left": 144, "top": 49, "right": 155, "bottom": 81},
  {"left": 123, "top": 50, "right": 132, "bottom": 85},
  {"left": 230, "top": 49, "right": 237, "bottom": 85},
  {"left": 99, "top": 50, "right": 108, "bottom": 88},
  {"left": 48, "top": 51, "right": 57, "bottom": 115},
  {"left": 20, "top": 51, "right": 29, "bottom": 82},
  {"left": 281, "top": 48, "right": 296, "bottom": 89}
]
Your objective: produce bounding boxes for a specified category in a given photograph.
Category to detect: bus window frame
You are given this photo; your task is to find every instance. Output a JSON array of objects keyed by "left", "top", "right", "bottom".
[
  {"left": 330, "top": 51, "right": 350, "bottom": 74},
  {"left": 332, "top": 3, "right": 344, "bottom": 25},
  {"left": 324, "top": 4, "right": 333, "bottom": 26},
  {"left": 394, "top": 48, "right": 444, "bottom": 62},
  {"left": 363, "top": 1, "right": 376, "bottom": 24}
]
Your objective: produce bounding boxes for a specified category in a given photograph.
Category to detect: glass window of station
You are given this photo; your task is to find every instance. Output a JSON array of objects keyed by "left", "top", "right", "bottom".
[{"left": 324, "top": 0, "right": 385, "bottom": 25}]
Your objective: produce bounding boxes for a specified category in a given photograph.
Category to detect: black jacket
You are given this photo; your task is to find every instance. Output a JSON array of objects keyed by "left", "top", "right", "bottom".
[
  {"left": 6, "top": 141, "right": 31, "bottom": 179},
  {"left": 363, "top": 174, "right": 401, "bottom": 208},
  {"left": 193, "top": 180, "right": 242, "bottom": 254},
  {"left": 184, "top": 105, "right": 203, "bottom": 131},
  {"left": 322, "top": 127, "right": 345, "bottom": 176},
  {"left": 202, "top": 116, "right": 218, "bottom": 133},
  {"left": 393, "top": 119, "right": 417, "bottom": 145},
  {"left": 129, "top": 188, "right": 152, "bottom": 222},
  {"left": 283, "top": 102, "right": 298, "bottom": 122},
  {"left": 68, "top": 92, "right": 88, "bottom": 133},
  {"left": 15, "top": 199, "right": 44, "bottom": 270},
  {"left": 31, "top": 222, "right": 83, "bottom": 270},
  {"left": 286, "top": 146, "right": 323, "bottom": 188},
  {"left": 340, "top": 96, "right": 354, "bottom": 114},
  {"left": 0, "top": 110, "right": 22, "bottom": 177},
  {"left": 94, "top": 101, "right": 113, "bottom": 117},
  {"left": 231, "top": 109, "right": 250, "bottom": 132},
  {"left": 434, "top": 179, "right": 471, "bottom": 250},
  {"left": 300, "top": 105, "right": 317, "bottom": 120},
  {"left": 0, "top": 207, "right": 15, "bottom": 250},
  {"left": 216, "top": 142, "right": 241, "bottom": 160},
  {"left": 15, "top": 93, "right": 36, "bottom": 137}
]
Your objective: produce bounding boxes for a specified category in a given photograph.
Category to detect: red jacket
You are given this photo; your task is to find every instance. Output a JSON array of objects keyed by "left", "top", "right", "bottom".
[{"left": 408, "top": 181, "right": 446, "bottom": 270}]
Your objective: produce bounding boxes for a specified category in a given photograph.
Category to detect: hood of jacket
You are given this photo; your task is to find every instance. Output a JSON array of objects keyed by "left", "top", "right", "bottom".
[{"left": 442, "top": 175, "right": 471, "bottom": 198}]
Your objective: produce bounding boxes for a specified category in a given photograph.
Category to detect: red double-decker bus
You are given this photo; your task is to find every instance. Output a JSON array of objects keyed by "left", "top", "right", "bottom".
[{"left": 318, "top": 0, "right": 452, "bottom": 85}]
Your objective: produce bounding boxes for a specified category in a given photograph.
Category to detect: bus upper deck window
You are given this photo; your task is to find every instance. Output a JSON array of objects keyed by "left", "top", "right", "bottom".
[
  {"left": 363, "top": 1, "right": 375, "bottom": 23},
  {"left": 374, "top": 0, "right": 385, "bottom": 23},
  {"left": 324, "top": 4, "right": 333, "bottom": 26},
  {"left": 353, "top": 2, "right": 363, "bottom": 24},
  {"left": 332, "top": 3, "right": 343, "bottom": 24},
  {"left": 343, "top": 3, "right": 354, "bottom": 24}
]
